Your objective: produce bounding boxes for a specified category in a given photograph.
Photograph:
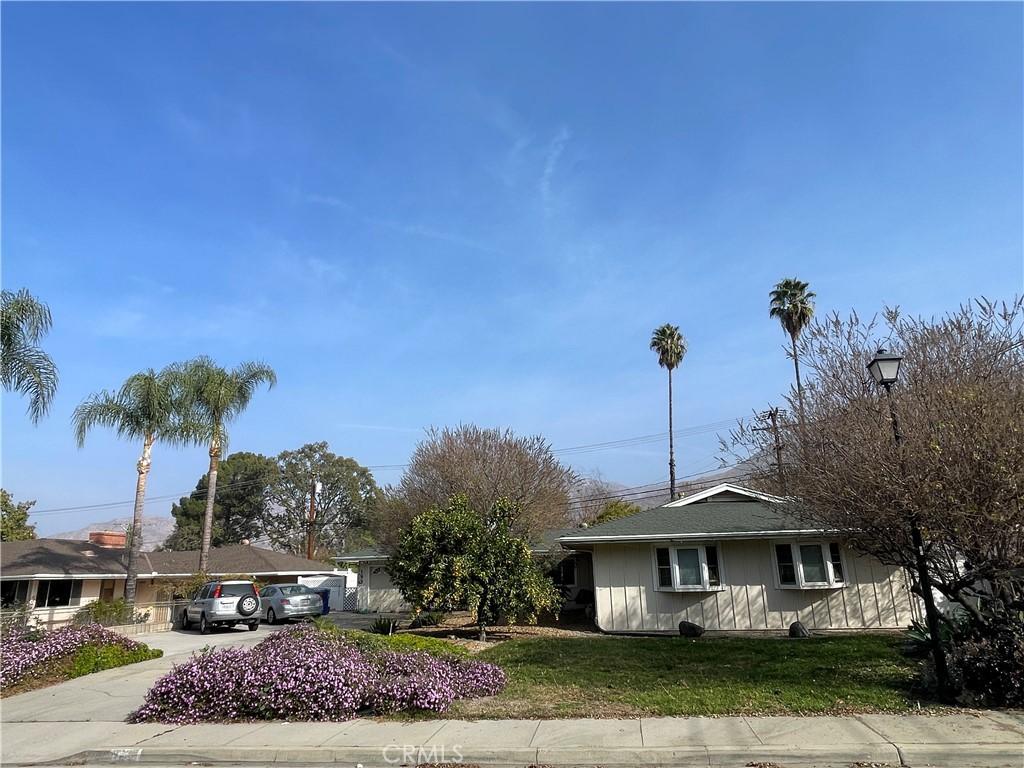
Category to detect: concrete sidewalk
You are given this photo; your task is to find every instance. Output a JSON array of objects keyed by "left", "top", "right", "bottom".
[{"left": 2, "top": 712, "right": 1022, "bottom": 767}]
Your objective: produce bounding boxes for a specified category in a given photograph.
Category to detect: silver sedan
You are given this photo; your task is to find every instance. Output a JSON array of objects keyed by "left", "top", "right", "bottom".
[{"left": 259, "top": 583, "right": 324, "bottom": 624}]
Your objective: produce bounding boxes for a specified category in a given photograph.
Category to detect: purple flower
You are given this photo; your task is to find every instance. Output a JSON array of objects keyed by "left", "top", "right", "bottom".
[{"left": 128, "top": 626, "right": 507, "bottom": 723}]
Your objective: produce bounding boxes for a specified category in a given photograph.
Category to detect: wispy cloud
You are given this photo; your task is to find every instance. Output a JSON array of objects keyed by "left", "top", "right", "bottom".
[
  {"left": 302, "top": 191, "right": 499, "bottom": 254},
  {"left": 305, "top": 193, "right": 354, "bottom": 211},
  {"left": 540, "top": 126, "right": 571, "bottom": 217}
]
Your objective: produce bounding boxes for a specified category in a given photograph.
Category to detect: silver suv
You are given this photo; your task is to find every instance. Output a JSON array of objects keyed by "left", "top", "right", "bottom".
[{"left": 182, "top": 580, "right": 261, "bottom": 634}]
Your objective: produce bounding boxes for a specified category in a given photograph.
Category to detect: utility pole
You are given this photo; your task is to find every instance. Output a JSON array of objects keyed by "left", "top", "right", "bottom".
[{"left": 754, "top": 408, "right": 787, "bottom": 494}]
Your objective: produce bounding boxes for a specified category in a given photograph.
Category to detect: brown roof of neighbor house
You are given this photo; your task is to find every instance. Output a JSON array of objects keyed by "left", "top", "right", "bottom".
[{"left": 1, "top": 539, "right": 339, "bottom": 579}]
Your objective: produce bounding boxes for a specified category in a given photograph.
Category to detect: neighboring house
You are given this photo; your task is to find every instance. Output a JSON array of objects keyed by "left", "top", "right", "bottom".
[
  {"left": 335, "top": 532, "right": 591, "bottom": 614},
  {"left": 558, "top": 483, "right": 921, "bottom": 634},
  {"left": 1, "top": 532, "right": 350, "bottom": 626},
  {"left": 336, "top": 548, "right": 408, "bottom": 613}
]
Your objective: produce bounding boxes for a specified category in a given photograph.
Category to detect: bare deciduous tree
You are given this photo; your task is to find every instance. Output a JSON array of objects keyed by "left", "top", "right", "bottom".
[
  {"left": 726, "top": 297, "right": 1023, "bottom": 699},
  {"left": 378, "top": 425, "right": 578, "bottom": 546}
]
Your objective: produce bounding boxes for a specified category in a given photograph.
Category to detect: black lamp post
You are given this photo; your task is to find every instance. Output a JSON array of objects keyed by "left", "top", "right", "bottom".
[{"left": 867, "top": 348, "right": 953, "bottom": 699}]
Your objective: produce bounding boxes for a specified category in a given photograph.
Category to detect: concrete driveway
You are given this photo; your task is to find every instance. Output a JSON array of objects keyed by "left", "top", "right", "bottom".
[{"left": 0, "top": 614, "right": 391, "bottom": 728}]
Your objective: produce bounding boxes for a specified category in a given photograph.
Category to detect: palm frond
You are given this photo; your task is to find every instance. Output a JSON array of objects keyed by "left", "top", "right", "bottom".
[
  {"left": 649, "top": 323, "right": 687, "bottom": 370},
  {"left": 2, "top": 289, "right": 58, "bottom": 424}
]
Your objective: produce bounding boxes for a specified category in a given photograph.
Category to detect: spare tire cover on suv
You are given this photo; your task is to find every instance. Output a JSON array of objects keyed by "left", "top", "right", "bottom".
[{"left": 237, "top": 594, "right": 259, "bottom": 617}]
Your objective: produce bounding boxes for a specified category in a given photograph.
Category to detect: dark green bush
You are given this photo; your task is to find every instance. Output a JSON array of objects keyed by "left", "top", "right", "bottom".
[
  {"left": 69, "top": 642, "right": 163, "bottom": 678},
  {"left": 409, "top": 611, "right": 445, "bottom": 628},
  {"left": 369, "top": 617, "right": 399, "bottom": 635},
  {"left": 72, "top": 599, "right": 150, "bottom": 627},
  {"left": 950, "top": 616, "right": 1024, "bottom": 707}
]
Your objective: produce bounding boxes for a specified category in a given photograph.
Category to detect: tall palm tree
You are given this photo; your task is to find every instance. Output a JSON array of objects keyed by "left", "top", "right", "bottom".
[
  {"left": 73, "top": 367, "right": 187, "bottom": 605},
  {"left": 650, "top": 323, "right": 687, "bottom": 500},
  {"left": 769, "top": 278, "right": 816, "bottom": 423},
  {"left": 180, "top": 357, "right": 277, "bottom": 573},
  {"left": 2, "top": 288, "right": 58, "bottom": 424}
]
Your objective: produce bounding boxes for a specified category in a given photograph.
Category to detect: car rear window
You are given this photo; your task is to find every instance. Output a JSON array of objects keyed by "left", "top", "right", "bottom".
[
  {"left": 219, "top": 583, "right": 256, "bottom": 597},
  {"left": 279, "top": 585, "right": 313, "bottom": 596}
]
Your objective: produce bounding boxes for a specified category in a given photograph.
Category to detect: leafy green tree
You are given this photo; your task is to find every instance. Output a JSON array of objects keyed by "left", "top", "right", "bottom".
[
  {"left": 264, "top": 442, "right": 378, "bottom": 559},
  {"left": 769, "top": 277, "right": 816, "bottom": 422},
  {"left": 164, "top": 452, "right": 277, "bottom": 550},
  {"left": 1, "top": 288, "right": 58, "bottom": 424},
  {"left": 73, "top": 367, "right": 189, "bottom": 604},
  {"left": 1, "top": 490, "right": 37, "bottom": 541},
  {"left": 390, "top": 496, "right": 562, "bottom": 640},
  {"left": 177, "top": 357, "right": 276, "bottom": 573},
  {"left": 650, "top": 323, "right": 687, "bottom": 499},
  {"left": 592, "top": 499, "right": 642, "bottom": 526}
]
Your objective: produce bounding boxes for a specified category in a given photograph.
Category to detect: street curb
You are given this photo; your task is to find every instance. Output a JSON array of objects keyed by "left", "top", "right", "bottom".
[{"left": 57, "top": 742, "right": 1021, "bottom": 767}]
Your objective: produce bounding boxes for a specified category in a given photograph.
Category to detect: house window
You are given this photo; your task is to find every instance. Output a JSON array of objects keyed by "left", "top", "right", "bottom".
[
  {"left": 35, "top": 580, "right": 82, "bottom": 607},
  {"left": 773, "top": 542, "right": 846, "bottom": 589},
  {"left": 554, "top": 558, "right": 577, "bottom": 587},
  {"left": 775, "top": 544, "right": 797, "bottom": 585},
  {"left": 655, "top": 548, "right": 673, "bottom": 587},
  {"left": 828, "top": 543, "right": 845, "bottom": 583},
  {"left": 653, "top": 544, "right": 725, "bottom": 591},
  {"left": 1, "top": 580, "right": 30, "bottom": 608}
]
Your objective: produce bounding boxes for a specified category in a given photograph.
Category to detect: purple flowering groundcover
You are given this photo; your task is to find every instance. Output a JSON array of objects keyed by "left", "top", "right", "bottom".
[
  {"left": 129, "top": 626, "right": 507, "bottom": 723},
  {"left": 1, "top": 623, "right": 158, "bottom": 691}
]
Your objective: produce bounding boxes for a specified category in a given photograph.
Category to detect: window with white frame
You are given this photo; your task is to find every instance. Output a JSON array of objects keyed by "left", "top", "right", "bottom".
[
  {"left": 652, "top": 544, "right": 724, "bottom": 591},
  {"left": 773, "top": 541, "right": 846, "bottom": 589}
]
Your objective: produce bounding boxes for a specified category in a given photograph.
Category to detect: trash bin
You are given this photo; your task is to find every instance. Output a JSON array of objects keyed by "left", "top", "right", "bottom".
[{"left": 315, "top": 588, "right": 331, "bottom": 615}]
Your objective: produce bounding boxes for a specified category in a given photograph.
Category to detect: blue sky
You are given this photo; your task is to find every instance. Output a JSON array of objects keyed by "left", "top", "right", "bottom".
[{"left": 3, "top": 2, "right": 1022, "bottom": 535}]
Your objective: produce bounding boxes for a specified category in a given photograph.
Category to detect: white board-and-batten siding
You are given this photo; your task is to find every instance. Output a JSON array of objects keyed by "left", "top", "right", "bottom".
[{"left": 591, "top": 540, "right": 918, "bottom": 633}]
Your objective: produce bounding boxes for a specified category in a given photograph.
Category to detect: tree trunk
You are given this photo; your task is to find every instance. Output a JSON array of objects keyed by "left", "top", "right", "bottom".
[
  {"left": 791, "top": 333, "right": 805, "bottom": 427},
  {"left": 477, "top": 583, "right": 489, "bottom": 641},
  {"left": 124, "top": 435, "right": 153, "bottom": 607},
  {"left": 668, "top": 367, "right": 676, "bottom": 500},
  {"left": 198, "top": 436, "right": 221, "bottom": 574}
]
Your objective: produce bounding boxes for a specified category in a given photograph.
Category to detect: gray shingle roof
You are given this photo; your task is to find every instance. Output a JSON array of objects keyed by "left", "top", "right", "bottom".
[
  {"left": 559, "top": 500, "right": 815, "bottom": 542},
  {"left": 1, "top": 540, "right": 338, "bottom": 579}
]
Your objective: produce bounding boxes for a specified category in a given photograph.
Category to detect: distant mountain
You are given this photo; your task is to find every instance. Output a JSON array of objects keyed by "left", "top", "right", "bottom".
[{"left": 48, "top": 516, "right": 176, "bottom": 551}]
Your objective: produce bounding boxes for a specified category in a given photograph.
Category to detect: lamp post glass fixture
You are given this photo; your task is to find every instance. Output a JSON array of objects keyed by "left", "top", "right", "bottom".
[
  {"left": 866, "top": 346, "right": 953, "bottom": 700},
  {"left": 867, "top": 348, "right": 903, "bottom": 388}
]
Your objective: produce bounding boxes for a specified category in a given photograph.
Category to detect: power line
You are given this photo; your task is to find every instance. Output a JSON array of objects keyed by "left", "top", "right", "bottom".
[{"left": 29, "top": 420, "right": 745, "bottom": 518}]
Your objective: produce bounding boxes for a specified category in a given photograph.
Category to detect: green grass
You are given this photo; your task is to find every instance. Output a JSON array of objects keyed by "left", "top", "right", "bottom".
[
  {"left": 451, "top": 634, "right": 929, "bottom": 718},
  {"left": 309, "top": 619, "right": 469, "bottom": 658}
]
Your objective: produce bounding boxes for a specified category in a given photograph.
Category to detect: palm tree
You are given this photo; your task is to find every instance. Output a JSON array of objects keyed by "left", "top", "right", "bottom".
[
  {"left": 180, "top": 357, "right": 277, "bottom": 573},
  {"left": 2, "top": 288, "right": 58, "bottom": 424},
  {"left": 650, "top": 323, "right": 687, "bottom": 500},
  {"left": 73, "top": 367, "right": 187, "bottom": 605},
  {"left": 769, "top": 278, "right": 816, "bottom": 423}
]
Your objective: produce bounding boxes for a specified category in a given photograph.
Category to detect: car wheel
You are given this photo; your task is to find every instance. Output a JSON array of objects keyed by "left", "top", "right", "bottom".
[
  {"left": 247, "top": 621, "right": 258, "bottom": 631},
  {"left": 267, "top": 608, "right": 277, "bottom": 625},
  {"left": 199, "top": 613, "right": 210, "bottom": 635}
]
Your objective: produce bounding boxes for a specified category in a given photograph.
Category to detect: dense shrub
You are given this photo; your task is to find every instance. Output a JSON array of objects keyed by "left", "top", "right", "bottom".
[
  {"left": 369, "top": 617, "right": 399, "bottom": 635},
  {"left": 950, "top": 617, "right": 1024, "bottom": 707},
  {"left": 73, "top": 599, "right": 150, "bottom": 627},
  {"left": 1, "top": 623, "right": 159, "bottom": 689},
  {"left": 69, "top": 643, "right": 162, "bottom": 678},
  {"left": 130, "top": 625, "right": 504, "bottom": 723},
  {"left": 409, "top": 611, "right": 445, "bottom": 628}
]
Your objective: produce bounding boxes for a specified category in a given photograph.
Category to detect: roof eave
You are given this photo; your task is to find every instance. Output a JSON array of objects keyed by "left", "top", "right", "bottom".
[{"left": 558, "top": 529, "right": 828, "bottom": 544}]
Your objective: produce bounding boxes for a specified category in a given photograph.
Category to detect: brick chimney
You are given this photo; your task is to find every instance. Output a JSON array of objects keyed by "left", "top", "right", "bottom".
[{"left": 89, "top": 530, "right": 127, "bottom": 548}]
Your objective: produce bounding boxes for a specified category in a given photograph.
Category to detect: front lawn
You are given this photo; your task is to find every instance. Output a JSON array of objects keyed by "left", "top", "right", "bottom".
[{"left": 451, "top": 634, "right": 929, "bottom": 718}]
